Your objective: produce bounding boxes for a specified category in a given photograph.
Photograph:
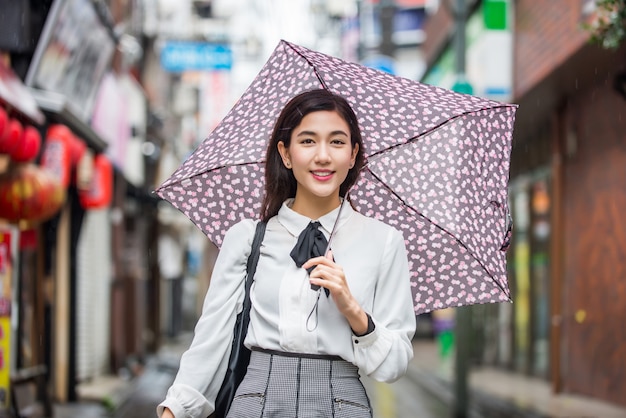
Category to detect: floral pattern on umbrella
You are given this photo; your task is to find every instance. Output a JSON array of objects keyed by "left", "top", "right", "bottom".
[{"left": 156, "top": 40, "right": 517, "bottom": 314}]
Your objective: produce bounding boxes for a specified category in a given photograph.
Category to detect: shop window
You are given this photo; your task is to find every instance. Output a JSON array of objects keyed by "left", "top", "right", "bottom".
[{"left": 505, "top": 174, "right": 552, "bottom": 378}]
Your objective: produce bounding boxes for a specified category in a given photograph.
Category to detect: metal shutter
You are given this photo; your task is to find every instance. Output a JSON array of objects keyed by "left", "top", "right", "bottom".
[{"left": 76, "top": 209, "right": 112, "bottom": 381}]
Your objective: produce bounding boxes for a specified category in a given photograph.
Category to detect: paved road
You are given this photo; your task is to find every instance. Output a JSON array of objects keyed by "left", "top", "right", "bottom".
[
  {"left": 109, "top": 356, "right": 450, "bottom": 418},
  {"left": 113, "top": 360, "right": 178, "bottom": 418},
  {"left": 363, "top": 375, "right": 450, "bottom": 418}
]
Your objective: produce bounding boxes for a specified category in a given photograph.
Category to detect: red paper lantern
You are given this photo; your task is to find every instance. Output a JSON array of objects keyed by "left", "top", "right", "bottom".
[
  {"left": 0, "top": 118, "right": 23, "bottom": 154},
  {"left": 10, "top": 125, "right": 42, "bottom": 162},
  {"left": 67, "top": 133, "right": 87, "bottom": 166},
  {"left": 0, "top": 163, "right": 66, "bottom": 223},
  {"left": 0, "top": 108, "right": 8, "bottom": 144},
  {"left": 40, "top": 124, "right": 72, "bottom": 188},
  {"left": 78, "top": 154, "right": 113, "bottom": 209},
  {"left": 19, "top": 229, "right": 38, "bottom": 250}
]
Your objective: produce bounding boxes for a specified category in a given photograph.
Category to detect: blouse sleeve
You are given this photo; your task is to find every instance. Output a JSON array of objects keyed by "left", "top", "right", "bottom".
[
  {"left": 156, "top": 219, "right": 256, "bottom": 418},
  {"left": 351, "top": 227, "right": 416, "bottom": 383}
]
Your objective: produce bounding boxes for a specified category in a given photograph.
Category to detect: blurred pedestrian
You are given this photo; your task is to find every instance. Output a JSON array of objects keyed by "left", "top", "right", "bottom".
[
  {"left": 432, "top": 307, "right": 455, "bottom": 376},
  {"left": 157, "top": 89, "right": 416, "bottom": 418}
]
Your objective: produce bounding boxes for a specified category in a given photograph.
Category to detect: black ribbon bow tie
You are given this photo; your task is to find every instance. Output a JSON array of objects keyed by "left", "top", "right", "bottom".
[{"left": 290, "top": 221, "right": 330, "bottom": 296}]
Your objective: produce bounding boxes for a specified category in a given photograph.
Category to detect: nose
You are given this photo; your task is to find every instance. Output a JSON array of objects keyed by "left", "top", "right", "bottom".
[{"left": 315, "top": 142, "right": 331, "bottom": 163}]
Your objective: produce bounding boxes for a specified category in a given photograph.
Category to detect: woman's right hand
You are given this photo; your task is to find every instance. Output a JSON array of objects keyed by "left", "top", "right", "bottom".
[
  {"left": 304, "top": 250, "right": 369, "bottom": 335},
  {"left": 161, "top": 407, "right": 175, "bottom": 418}
]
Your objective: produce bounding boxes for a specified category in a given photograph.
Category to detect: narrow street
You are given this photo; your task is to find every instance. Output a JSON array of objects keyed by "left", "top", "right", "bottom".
[
  {"left": 112, "top": 367, "right": 452, "bottom": 418},
  {"left": 53, "top": 337, "right": 626, "bottom": 418},
  {"left": 113, "top": 363, "right": 178, "bottom": 418},
  {"left": 106, "top": 337, "right": 451, "bottom": 418},
  {"left": 363, "top": 375, "right": 450, "bottom": 418}
]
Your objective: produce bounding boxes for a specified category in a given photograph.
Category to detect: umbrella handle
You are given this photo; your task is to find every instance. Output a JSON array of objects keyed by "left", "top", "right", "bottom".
[
  {"left": 309, "top": 197, "right": 347, "bottom": 293},
  {"left": 324, "top": 196, "right": 349, "bottom": 256}
]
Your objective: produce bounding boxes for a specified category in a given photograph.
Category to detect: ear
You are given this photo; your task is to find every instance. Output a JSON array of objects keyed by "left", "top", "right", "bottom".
[
  {"left": 350, "top": 143, "right": 359, "bottom": 168},
  {"left": 277, "top": 141, "right": 291, "bottom": 168}
]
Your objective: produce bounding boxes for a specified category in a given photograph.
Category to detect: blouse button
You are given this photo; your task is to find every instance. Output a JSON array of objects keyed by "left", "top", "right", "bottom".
[{"left": 354, "top": 339, "right": 359, "bottom": 344}]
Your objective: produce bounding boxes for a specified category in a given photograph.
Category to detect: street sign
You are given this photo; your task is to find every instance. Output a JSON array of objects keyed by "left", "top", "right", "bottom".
[
  {"left": 160, "top": 42, "right": 232, "bottom": 72},
  {"left": 361, "top": 55, "right": 396, "bottom": 75}
]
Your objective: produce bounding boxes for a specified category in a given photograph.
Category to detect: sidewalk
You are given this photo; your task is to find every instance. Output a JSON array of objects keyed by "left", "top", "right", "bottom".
[
  {"left": 53, "top": 373, "right": 133, "bottom": 417},
  {"left": 53, "top": 334, "right": 192, "bottom": 418},
  {"left": 408, "top": 340, "right": 626, "bottom": 418},
  {"left": 59, "top": 336, "right": 626, "bottom": 418}
]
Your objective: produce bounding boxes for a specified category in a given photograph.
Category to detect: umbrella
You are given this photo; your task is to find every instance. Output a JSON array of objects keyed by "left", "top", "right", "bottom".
[{"left": 156, "top": 40, "right": 517, "bottom": 315}]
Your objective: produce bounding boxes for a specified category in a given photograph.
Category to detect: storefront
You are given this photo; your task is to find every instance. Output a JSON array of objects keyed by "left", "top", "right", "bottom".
[
  {"left": 0, "top": 54, "right": 55, "bottom": 415},
  {"left": 506, "top": 0, "right": 626, "bottom": 406},
  {"left": 1, "top": 0, "right": 161, "bottom": 408},
  {"left": 424, "top": 0, "right": 626, "bottom": 408},
  {"left": 21, "top": 0, "right": 118, "bottom": 402},
  {"left": 502, "top": 124, "right": 552, "bottom": 378}
]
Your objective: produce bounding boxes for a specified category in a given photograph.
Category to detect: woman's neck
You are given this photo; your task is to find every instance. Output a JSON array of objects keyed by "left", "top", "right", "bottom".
[{"left": 290, "top": 192, "right": 341, "bottom": 220}]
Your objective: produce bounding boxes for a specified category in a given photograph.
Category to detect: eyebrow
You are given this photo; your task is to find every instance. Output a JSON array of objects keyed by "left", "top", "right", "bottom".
[{"left": 296, "top": 130, "right": 349, "bottom": 137}]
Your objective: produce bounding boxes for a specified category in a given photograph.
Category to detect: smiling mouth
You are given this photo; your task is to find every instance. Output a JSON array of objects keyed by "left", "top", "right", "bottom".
[{"left": 311, "top": 170, "right": 334, "bottom": 179}]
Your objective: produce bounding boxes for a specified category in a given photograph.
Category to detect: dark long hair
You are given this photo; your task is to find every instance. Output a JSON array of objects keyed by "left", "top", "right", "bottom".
[{"left": 260, "top": 89, "right": 365, "bottom": 222}]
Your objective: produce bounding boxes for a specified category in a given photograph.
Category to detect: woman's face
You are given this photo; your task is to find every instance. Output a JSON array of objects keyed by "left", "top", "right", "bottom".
[{"left": 277, "top": 110, "right": 359, "bottom": 208}]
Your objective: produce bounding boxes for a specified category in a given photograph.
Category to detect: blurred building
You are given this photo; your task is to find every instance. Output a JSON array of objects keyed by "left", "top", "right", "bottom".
[
  {"left": 0, "top": 0, "right": 170, "bottom": 413},
  {"left": 0, "top": 0, "right": 426, "bottom": 414},
  {"left": 420, "top": 0, "right": 626, "bottom": 409}
]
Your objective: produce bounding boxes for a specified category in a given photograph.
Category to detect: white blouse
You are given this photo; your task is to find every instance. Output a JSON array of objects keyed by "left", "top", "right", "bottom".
[{"left": 158, "top": 200, "right": 416, "bottom": 418}]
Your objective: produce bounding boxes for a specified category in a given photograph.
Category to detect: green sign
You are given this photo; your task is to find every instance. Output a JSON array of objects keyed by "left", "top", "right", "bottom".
[
  {"left": 484, "top": 0, "right": 508, "bottom": 30},
  {"left": 452, "top": 79, "right": 474, "bottom": 95}
]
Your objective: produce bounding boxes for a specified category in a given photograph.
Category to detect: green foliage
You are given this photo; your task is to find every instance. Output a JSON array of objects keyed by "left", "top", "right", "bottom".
[{"left": 583, "top": 0, "right": 626, "bottom": 50}]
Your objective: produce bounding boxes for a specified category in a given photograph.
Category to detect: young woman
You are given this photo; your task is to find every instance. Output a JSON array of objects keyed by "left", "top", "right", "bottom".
[{"left": 158, "top": 89, "right": 416, "bottom": 418}]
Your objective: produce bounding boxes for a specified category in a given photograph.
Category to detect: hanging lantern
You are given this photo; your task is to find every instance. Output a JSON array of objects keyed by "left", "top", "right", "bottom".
[
  {"left": 78, "top": 154, "right": 113, "bottom": 209},
  {"left": 9, "top": 125, "right": 42, "bottom": 163},
  {"left": 0, "top": 108, "right": 8, "bottom": 145},
  {"left": 0, "top": 162, "right": 66, "bottom": 223},
  {"left": 67, "top": 133, "right": 87, "bottom": 167},
  {"left": 40, "top": 124, "right": 72, "bottom": 188},
  {"left": 0, "top": 118, "right": 23, "bottom": 155},
  {"left": 76, "top": 149, "right": 94, "bottom": 191}
]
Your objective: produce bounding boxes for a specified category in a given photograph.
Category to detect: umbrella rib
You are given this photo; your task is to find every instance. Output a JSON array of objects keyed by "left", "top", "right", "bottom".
[
  {"left": 365, "top": 105, "right": 515, "bottom": 160},
  {"left": 158, "top": 160, "right": 264, "bottom": 191},
  {"left": 363, "top": 167, "right": 511, "bottom": 299},
  {"left": 285, "top": 41, "right": 330, "bottom": 90}
]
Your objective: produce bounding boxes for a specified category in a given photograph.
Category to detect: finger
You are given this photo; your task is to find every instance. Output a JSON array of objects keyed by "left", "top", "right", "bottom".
[
  {"left": 310, "top": 266, "right": 348, "bottom": 292},
  {"left": 308, "top": 263, "right": 333, "bottom": 279},
  {"left": 325, "top": 249, "right": 334, "bottom": 260},
  {"left": 310, "top": 272, "right": 350, "bottom": 301},
  {"left": 302, "top": 255, "right": 334, "bottom": 270},
  {"left": 309, "top": 276, "right": 339, "bottom": 293},
  {"left": 308, "top": 261, "right": 343, "bottom": 281}
]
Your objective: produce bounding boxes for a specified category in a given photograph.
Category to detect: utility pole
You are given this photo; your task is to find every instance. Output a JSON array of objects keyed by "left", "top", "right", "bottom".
[
  {"left": 451, "top": 0, "right": 473, "bottom": 417},
  {"left": 452, "top": 0, "right": 473, "bottom": 95},
  {"left": 454, "top": 306, "right": 471, "bottom": 418},
  {"left": 379, "top": 0, "right": 396, "bottom": 58}
]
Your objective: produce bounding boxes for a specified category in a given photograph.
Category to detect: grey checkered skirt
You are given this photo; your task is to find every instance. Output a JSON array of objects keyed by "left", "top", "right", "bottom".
[{"left": 226, "top": 348, "right": 372, "bottom": 418}]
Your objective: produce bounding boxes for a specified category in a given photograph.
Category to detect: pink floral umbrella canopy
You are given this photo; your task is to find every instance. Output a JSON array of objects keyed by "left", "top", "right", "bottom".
[{"left": 156, "top": 40, "right": 517, "bottom": 315}]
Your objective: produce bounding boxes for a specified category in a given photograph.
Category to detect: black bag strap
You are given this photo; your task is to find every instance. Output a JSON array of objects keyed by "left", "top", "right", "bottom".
[
  {"left": 243, "top": 221, "right": 266, "bottom": 314},
  {"left": 211, "top": 220, "right": 267, "bottom": 418}
]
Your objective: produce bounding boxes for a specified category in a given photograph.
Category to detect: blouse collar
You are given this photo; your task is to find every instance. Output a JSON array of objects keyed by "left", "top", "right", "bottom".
[{"left": 277, "top": 198, "right": 354, "bottom": 238}]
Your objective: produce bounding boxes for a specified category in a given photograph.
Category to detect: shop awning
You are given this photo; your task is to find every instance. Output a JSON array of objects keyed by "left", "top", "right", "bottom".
[
  {"left": 29, "top": 88, "right": 108, "bottom": 153},
  {"left": 0, "top": 62, "right": 45, "bottom": 125}
]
